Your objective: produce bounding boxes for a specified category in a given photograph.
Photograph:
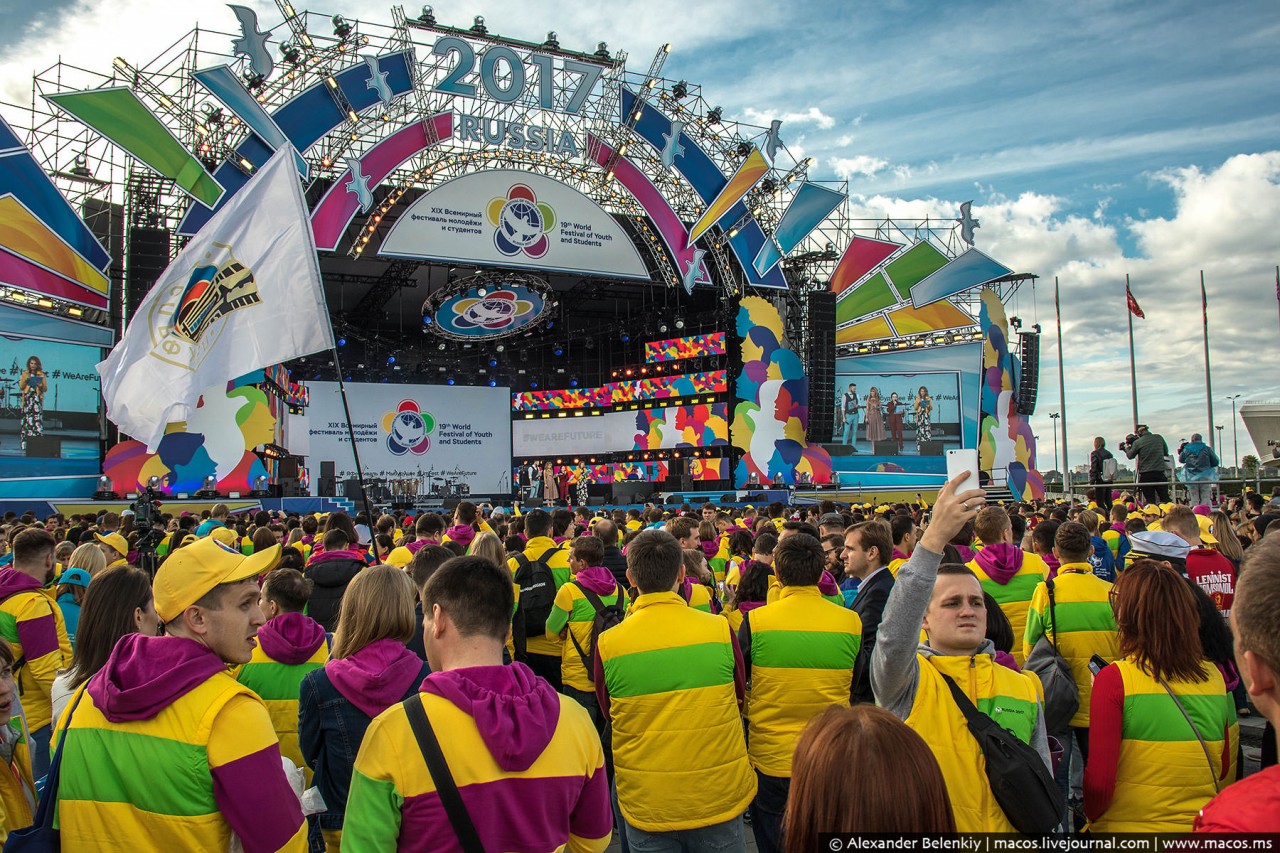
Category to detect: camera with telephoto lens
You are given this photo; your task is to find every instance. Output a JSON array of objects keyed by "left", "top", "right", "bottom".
[
  {"left": 1119, "top": 433, "right": 1137, "bottom": 452},
  {"left": 130, "top": 487, "right": 166, "bottom": 576}
]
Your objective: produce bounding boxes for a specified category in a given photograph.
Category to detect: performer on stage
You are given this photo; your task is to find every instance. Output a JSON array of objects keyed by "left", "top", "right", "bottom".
[
  {"left": 542, "top": 461, "right": 558, "bottom": 506},
  {"left": 886, "top": 391, "right": 905, "bottom": 452},
  {"left": 865, "top": 386, "right": 886, "bottom": 445},
  {"left": 914, "top": 385, "right": 933, "bottom": 451},
  {"left": 19, "top": 355, "right": 47, "bottom": 451},
  {"left": 839, "top": 383, "right": 860, "bottom": 449}
]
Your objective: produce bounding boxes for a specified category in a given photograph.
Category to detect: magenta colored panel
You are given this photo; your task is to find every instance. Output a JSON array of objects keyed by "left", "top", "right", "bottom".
[
  {"left": 830, "top": 236, "right": 901, "bottom": 295},
  {"left": 0, "top": 247, "right": 108, "bottom": 309}
]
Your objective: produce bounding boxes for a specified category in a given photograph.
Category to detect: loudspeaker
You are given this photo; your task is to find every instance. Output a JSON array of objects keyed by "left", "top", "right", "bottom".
[
  {"left": 342, "top": 477, "right": 362, "bottom": 498},
  {"left": 1016, "top": 331, "right": 1040, "bottom": 416},
  {"left": 874, "top": 440, "right": 899, "bottom": 456},
  {"left": 587, "top": 496, "right": 606, "bottom": 507},
  {"left": 745, "top": 492, "right": 767, "bottom": 503},
  {"left": 278, "top": 457, "right": 300, "bottom": 479},
  {"left": 919, "top": 440, "right": 945, "bottom": 457},
  {"left": 125, "top": 227, "right": 170, "bottom": 323},
  {"left": 24, "top": 435, "right": 61, "bottom": 458},
  {"left": 806, "top": 291, "right": 837, "bottom": 445}
]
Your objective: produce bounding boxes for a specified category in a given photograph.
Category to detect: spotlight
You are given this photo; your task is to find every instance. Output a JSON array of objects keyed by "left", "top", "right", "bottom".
[
  {"left": 476, "top": 286, "right": 488, "bottom": 296},
  {"left": 244, "top": 72, "right": 265, "bottom": 91},
  {"left": 553, "top": 346, "right": 564, "bottom": 357},
  {"left": 446, "top": 376, "right": 455, "bottom": 385},
  {"left": 569, "top": 377, "right": 579, "bottom": 388},
  {"left": 675, "top": 318, "right": 685, "bottom": 330},
  {"left": 337, "top": 337, "right": 346, "bottom": 346},
  {"left": 419, "top": 5, "right": 435, "bottom": 25},
  {"left": 470, "top": 15, "right": 487, "bottom": 34},
  {"left": 488, "top": 379, "right": 497, "bottom": 387},
  {"left": 530, "top": 380, "right": 539, "bottom": 389},
  {"left": 332, "top": 15, "right": 353, "bottom": 38},
  {"left": 437, "top": 343, "right": 447, "bottom": 351},
  {"left": 496, "top": 344, "right": 505, "bottom": 353},
  {"left": 147, "top": 475, "right": 162, "bottom": 490},
  {"left": 282, "top": 43, "right": 302, "bottom": 65},
  {"left": 736, "top": 141, "right": 752, "bottom": 158},
  {"left": 620, "top": 332, "right": 630, "bottom": 343},
  {"left": 387, "top": 355, "right": 396, "bottom": 364},
  {"left": 672, "top": 80, "right": 688, "bottom": 99},
  {"left": 544, "top": 31, "right": 559, "bottom": 49},
  {"left": 594, "top": 41, "right": 610, "bottom": 60},
  {"left": 488, "top": 358, "right": 498, "bottom": 368},
  {"left": 658, "top": 323, "right": 668, "bottom": 333},
  {"left": 706, "top": 106, "right": 722, "bottom": 125}
]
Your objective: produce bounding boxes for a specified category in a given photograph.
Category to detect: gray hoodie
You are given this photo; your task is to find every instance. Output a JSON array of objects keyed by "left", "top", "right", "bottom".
[{"left": 871, "top": 544, "right": 1051, "bottom": 769}]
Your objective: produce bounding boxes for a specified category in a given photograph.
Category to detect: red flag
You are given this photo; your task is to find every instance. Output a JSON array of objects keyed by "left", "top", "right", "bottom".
[{"left": 1126, "top": 284, "right": 1145, "bottom": 319}]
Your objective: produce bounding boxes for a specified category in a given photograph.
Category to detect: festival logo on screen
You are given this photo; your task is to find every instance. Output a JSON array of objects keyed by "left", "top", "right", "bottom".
[
  {"left": 450, "top": 290, "right": 537, "bottom": 332},
  {"left": 382, "top": 399, "right": 436, "bottom": 456},
  {"left": 487, "top": 184, "right": 555, "bottom": 259}
]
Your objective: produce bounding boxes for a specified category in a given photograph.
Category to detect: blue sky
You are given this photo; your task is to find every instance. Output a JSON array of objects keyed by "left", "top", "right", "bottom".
[{"left": 1, "top": 0, "right": 1277, "bottom": 470}]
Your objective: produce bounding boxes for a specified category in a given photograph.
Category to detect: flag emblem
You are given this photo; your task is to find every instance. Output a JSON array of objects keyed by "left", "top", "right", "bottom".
[{"left": 171, "top": 247, "right": 261, "bottom": 344}]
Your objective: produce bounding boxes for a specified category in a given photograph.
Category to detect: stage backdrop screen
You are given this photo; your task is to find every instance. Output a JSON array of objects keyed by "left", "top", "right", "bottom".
[
  {"left": 306, "top": 382, "right": 512, "bottom": 494},
  {"left": 1, "top": 334, "right": 103, "bottom": 475}
]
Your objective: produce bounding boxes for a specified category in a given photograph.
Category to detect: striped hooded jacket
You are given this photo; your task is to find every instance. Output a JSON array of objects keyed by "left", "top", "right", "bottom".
[
  {"left": 53, "top": 634, "right": 306, "bottom": 852},
  {"left": 0, "top": 568, "right": 71, "bottom": 731},
  {"left": 345, "top": 663, "right": 611, "bottom": 852}
]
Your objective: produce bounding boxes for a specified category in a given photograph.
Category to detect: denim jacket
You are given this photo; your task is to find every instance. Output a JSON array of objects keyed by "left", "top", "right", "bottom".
[{"left": 298, "top": 660, "right": 431, "bottom": 829}]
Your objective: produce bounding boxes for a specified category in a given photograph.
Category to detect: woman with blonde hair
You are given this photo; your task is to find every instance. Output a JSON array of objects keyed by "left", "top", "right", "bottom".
[
  {"left": 66, "top": 542, "right": 106, "bottom": 578},
  {"left": 784, "top": 705, "right": 954, "bottom": 850},
  {"left": 1209, "top": 509, "right": 1244, "bottom": 570},
  {"left": 300, "top": 566, "right": 429, "bottom": 851},
  {"left": 467, "top": 530, "right": 506, "bottom": 567}
]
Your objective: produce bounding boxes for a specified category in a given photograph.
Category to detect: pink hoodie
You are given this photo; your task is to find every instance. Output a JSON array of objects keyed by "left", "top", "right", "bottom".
[
  {"left": 257, "top": 612, "right": 327, "bottom": 665},
  {"left": 973, "top": 542, "right": 1024, "bottom": 584},
  {"left": 325, "top": 639, "right": 426, "bottom": 719}
]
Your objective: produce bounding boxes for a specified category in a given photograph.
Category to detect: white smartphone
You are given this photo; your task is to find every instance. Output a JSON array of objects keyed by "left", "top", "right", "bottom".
[{"left": 945, "top": 448, "right": 981, "bottom": 489}]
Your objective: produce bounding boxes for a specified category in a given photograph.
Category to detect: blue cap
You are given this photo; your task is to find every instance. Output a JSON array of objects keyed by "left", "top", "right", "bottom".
[{"left": 59, "top": 568, "right": 92, "bottom": 588}]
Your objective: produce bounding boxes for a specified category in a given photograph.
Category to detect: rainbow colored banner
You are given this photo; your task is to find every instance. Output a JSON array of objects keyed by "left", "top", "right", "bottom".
[
  {"left": 512, "top": 370, "right": 728, "bottom": 412},
  {"left": 644, "top": 332, "right": 727, "bottom": 363}
]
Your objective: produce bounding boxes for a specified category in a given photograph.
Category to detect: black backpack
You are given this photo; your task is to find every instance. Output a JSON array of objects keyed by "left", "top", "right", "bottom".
[
  {"left": 565, "top": 581, "right": 625, "bottom": 681},
  {"left": 511, "top": 544, "right": 565, "bottom": 662}
]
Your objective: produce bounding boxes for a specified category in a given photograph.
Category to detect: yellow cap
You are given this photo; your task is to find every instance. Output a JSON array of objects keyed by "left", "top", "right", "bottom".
[
  {"left": 1142, "top": 504, "right": 1162, "bottom": 517},
  {"left": 209, "top": 526, "right": 238, "bottom": 546},
  {"left": 1197, "top": 515, "right": 1218, "bottom": 545},
  {"left": 94, "top": 532, "right": 128, "bottom": 557},
  {"left": 154, "top": 537, "right": 281, "bottom": 622}
]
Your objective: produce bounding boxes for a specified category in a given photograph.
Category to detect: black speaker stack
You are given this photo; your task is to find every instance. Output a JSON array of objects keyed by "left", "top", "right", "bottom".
[
  {"left": 806, "top": 291, "right": 837, "bottom": 444},
  {"left": 1015, "top": 331, "right": 1040, "bottom": 416},
  {"left": 125, "top": 227, "right": 171, "bottom": 323}
]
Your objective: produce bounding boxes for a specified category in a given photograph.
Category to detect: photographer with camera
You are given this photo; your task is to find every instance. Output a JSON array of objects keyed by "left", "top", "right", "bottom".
[{"left": 1120, "top": 424, "right": 1170, "bottom": 505}]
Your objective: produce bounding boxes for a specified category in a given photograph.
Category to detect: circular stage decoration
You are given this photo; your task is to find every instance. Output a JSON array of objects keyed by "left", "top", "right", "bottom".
[{"left": 423, "top": 271, "right": 551, "bottom": 341}]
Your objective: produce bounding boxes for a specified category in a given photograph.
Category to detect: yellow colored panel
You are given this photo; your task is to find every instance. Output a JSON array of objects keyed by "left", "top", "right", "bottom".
[
  {"left": 887, "top": 301, "right": 973, "bottom": 335},
  {"left": 835, "top": 315, "right": 893, "bottom": 345},
  {"left": 0, "top": 196, "right": 109, "bottom": 294}
]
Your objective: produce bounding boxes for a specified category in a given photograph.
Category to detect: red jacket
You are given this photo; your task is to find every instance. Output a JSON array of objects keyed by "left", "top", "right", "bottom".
[
  {"left": 1194, "top": 764, "right": 1280, "bottom": 832},
  {"left": 1186, "top": 548, "right": 1236, "bottom": 617}
]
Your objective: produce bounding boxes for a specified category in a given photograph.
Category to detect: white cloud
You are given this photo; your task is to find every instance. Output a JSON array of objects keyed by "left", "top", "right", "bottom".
[
  {"left": 740, "top": 106, "right": 836, "bottom": 130},
  {"left": 830, "top": 154, "right": 889, "bottom": 179}
]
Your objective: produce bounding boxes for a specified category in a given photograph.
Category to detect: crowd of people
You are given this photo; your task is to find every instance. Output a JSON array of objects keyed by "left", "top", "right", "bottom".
[{"left": 0, "top": 477, "right": 1274, "bottom": 850}]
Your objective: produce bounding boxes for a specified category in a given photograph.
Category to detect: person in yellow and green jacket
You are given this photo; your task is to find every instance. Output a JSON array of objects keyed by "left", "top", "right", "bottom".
[
  {"left": 967, "top": 506, "right": 1049, "bottom": 667},
  {"left": 0, "top": 636, "right": 34, "bottom": 842},
  {"left": 873, "top": 473, "right": 1053, "bottom": 832},
  {"left": 739, "top": 533, "right": 862, "bottom": 853},
  {"left": 54, "top": 537, "right": 307, "bottom": 852},
  {"left": 595, "top": 529, "right": 756, "bottom": 850},
  {"left": 235, "top": 568, "right": 329, "bottom": 786},
  {"left": 1023, "top": 521, "right": 1120, "bottom": 820},
  {"left": 1084, "top": 559, "right": 1238, "bottom": 832},
  {"left": 0, "top": 528, "right": 71, "bottom": 777},
  {"left": 344, "top": 556, "right": 612, "bottom": 852},
  {"left": 506, "top": 509, "right": 571, "bottom": 691},
  {"left": 545, "top": 535, "right": 621, "bottom": 736}
]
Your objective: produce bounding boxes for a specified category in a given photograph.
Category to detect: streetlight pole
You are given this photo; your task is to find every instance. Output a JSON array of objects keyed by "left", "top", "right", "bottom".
[
  {"left": 1228, "top": 394, "right": 1242, "bottom": 470},
  {"left": 1216, "top": 425, "right": 1224, "bottom": 453},
  {"left": 1049, "top": 412, "right": 1061, "bottom": 479}
]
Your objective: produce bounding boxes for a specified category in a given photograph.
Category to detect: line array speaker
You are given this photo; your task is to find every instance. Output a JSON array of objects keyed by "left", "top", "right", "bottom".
[
  {"left": 806, "top": 291, "right": 837, "bottom": 444},
  {"left": 1016, "top": 332, "right": 1040, "bottom": 416},
  {"left": 125, "top": 226, "right": 170, "bottom": 324}
]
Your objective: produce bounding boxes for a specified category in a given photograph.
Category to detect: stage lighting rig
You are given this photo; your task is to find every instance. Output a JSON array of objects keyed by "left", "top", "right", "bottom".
[
  {"left": 471, "top": 15, "right": 488, "bottom": 35},
  {"left": 594, "top": 42, "right": 611, "bottom": 60},
  {"left": 419, "top": 5, "right": 436, "bottom": 25},
  {"left": 332, "top": 15, "right": 353, "bottom": 39},
  {"left": 544, "top": 31, "right": 559, "bottom": 49},
  {"left": 281, "top": 42, "right": 302, "bottom": 65},
  {"left": 706, "top": 106, "right": 722, "bottom": 125},
  {"left": 671, "top": 80, "right": 688, "bottom": 100}
]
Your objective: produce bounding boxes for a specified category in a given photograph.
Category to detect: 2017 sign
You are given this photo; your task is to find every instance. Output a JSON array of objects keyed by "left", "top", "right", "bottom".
[{"left": 430, "top": 36, "right": 604, "bottom": 114}]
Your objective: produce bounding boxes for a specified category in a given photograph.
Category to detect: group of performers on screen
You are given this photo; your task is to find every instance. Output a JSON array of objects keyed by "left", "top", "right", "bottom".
[{"left": 835, "top": 383, "right": 933, "bottom": 452}]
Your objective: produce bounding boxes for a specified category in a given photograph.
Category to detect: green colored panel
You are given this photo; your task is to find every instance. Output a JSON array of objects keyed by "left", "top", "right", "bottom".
[
  {"left": 1044, "top": 600, "right": 1118, "bottom": 635},
  {"left": 603, "top": 641, "right": 733, "bottom": 698},
  {"left": 60, "top": 728, "right": 217, "bottom": 816},
  {"left": 753, "top": 629, "right": 859, "bottom": 670},
  {"left": 1122, "top": 692, "right": 1233, "bottom": 743},
  {"left": 980, "top": 572, "right": 1044, "bottom": 605},
  {"left": 837, "top": 272, "right": 897, "bottom": 324},
  {"left": 884, "top": 241, "right": 949, "bottom": 293},
  {"left": 46, "top": 88, "right": 224, "bottom": 207}
]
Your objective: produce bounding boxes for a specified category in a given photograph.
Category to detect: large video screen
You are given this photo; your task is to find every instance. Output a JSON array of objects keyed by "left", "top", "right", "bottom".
[
  {"left": 306, "top": 382, "right": 513, "bottom": 495},
  {"left": 826, "top": 343, "right": 983, "bottom": 477},
  {"left": 0, "top": 334, "right": 103, "bottom": 475}
]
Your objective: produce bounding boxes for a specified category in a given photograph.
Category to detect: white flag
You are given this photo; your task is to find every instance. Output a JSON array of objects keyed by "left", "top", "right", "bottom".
[{"left": 97, "top": 147, "right": 333, "bottom": 449}]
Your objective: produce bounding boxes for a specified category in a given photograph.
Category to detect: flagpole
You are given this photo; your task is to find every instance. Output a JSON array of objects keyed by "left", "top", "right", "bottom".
[
  {"left": 1201, "top": 271, "right": 1214, "bottom": 448},
  {"left": 1055, "top": 277, "right": 1069, "bottom": 493},
  {"left": 1275, "top": 265, "right": 1279, "bottom": 339},
  {"left": 328, "top": 344, "right": 381, "bottom": 563},
  {"left": 1126, "top": 274, "right": 1139, "bottom": 429}
]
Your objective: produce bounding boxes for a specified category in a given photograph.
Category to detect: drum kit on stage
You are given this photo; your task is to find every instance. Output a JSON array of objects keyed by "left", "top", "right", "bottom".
[{"left": 371, "top": 475, "right": 470, "bottom": 503}]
